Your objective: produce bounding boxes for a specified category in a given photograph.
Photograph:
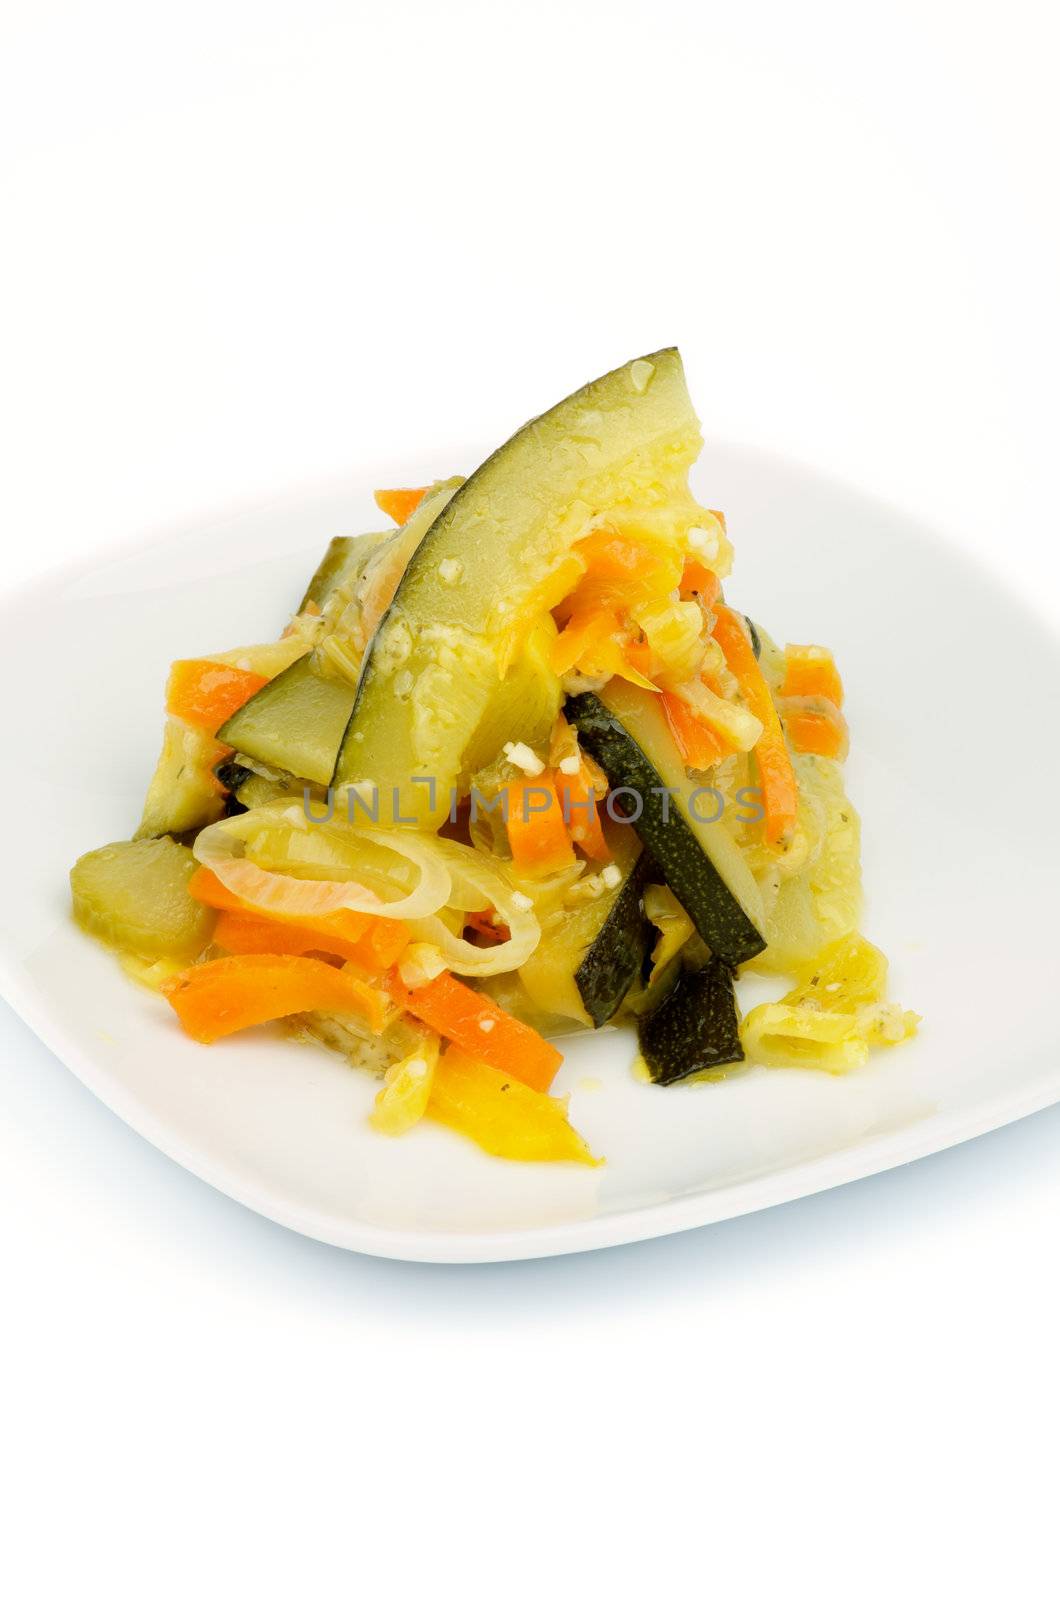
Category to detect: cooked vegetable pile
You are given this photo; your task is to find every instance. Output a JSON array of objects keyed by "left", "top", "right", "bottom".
[{"left": 70, "top": 349, "right": 918, "bottom": 1165}]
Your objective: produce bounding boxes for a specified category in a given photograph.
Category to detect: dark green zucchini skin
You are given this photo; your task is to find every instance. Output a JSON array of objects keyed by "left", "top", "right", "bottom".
[
  {"left": 638, "top": 958, "right": 744, "bottom": 1085},
  {"left": 214, "top": 760, "right": 253, "bottom": 792},
  {"left": 565, "top": 692, "right": 766, "bottom": 966},
  {"left": 745, "top": 617, "right": 762, "bottom": 660},
  {"left": 574, "top": 851, "right": 654, "bottom": 1027}
]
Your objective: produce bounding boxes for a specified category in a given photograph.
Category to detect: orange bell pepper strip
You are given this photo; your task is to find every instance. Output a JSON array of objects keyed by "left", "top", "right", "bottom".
[
  {"left": 162, "top": 954, "right": 389, "bottom": 1043},
  {"left": 711, "top": 604, "right": 799, "bottom": 847},
  {"left": 679, "top": 559, "right": 721, "bottom": 607},
  {"left": 373, "top": 486, "right": 429, "bottom": 524},
  {"left": 550, "top": 610, "right": 617, "bottom": 675},
  {"left": 166, "top": 660, "right": 269, "bottom": 732},
  {"left": 782, "top": 644, "right": 844, "bottom": 708},
  {"left": 506, "top": 778, "right": 577, "bottom": 876},
  {"left": 187, "top": 867, "right": 409, "bottom": 970},
  {"left": 386, "top": 970, "right": 563, "bottom": 1093},
  {"left": 660, "top": 691, "right": 730, "bottom": 770},
  {"left": 781, "top": 699, "right": 850, "bottom": 760},
  {"left": 553, "top": 763, "right": 610, "bottom": 862},
  {"left": 212, "top": 910, "right": 365, "bottom": 965}
]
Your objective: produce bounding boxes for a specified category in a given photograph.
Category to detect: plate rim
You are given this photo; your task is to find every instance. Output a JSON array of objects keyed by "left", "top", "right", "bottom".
[{"left": 4, "top": 444, "right": 1060, "bottom": 1263}]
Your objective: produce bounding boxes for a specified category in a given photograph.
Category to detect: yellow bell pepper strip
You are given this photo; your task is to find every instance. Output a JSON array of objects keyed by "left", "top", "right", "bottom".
[
  {"left": 506, "top": 777, "right": 578, "bottom": 876},
  {"left": 370, "top": 1032, "right": 441, "bottom": 1135},
  {"left": 427, "top": 1047, "right": 600, "bottom": 1165},
  {"left": 373, "top": 486, "right": 429, "bottom": 524},
  {"left": 165, "top": 660, "right": 270, "bottom": 732},
  {"left": 385, "top": 970, "right": 563, "bottom": 1093},
  {"left": 162, "top": 954, "right": 389, "bottom": 1043},
  {"left": 782, "top": 644, "right": 844, "bottom": 708},
  {"left": 711, "top": 604, "right": 799, "bottom": 847}
]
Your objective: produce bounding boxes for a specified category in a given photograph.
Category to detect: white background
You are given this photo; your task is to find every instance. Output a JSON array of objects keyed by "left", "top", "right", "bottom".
[{"left": 2, "top": 2, "right": 1058, "bottom": 1595}]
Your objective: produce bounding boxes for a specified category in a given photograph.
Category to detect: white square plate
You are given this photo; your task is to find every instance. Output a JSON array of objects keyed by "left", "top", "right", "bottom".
[{"left": 2, "top": 443, "right": 1057, "bottom": 1261}]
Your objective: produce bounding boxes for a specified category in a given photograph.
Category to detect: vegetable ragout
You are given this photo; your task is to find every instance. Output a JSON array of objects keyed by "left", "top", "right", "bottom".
[{"left": 70, "top": 349, "right": 917, "bottom": 1164}]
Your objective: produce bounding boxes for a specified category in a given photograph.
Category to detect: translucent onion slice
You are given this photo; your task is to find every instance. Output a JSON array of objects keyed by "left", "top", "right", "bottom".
[
  {"left": 193, "top": 806, "right": 451, "bottom": 921},
  {"left": 408, "top": 838, "right": 541, "bottom": 976}
]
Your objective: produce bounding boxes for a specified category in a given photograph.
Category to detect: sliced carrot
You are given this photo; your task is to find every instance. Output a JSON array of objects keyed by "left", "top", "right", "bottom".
[
  {"left": 712, "top": 604, "right": 799, "bottom": 847},
  {"left": 162, "top": 954, "right": 388, "bottom": 1043},
  {"left": 679, "top": 559, "right": 721, "bottom": 606},
  {"left": 506, "top": 777, "right": 577, "bottom": 876},
  {"left": 386, "top": 971, "right": 563, "bottom": 1093},
  {"left": 781, "top": 698, "right": 849, "bottom": 760},
  {"left": 782, "top": 644, "right": 844, "bottom": 708},
  {"left": 428, "top": 1047, "right": 598, "bottom": 1165},
  {"left": 553, "top": 763, "right": 610, "bottom": 862},
  {"left": 166, "top": 660, "right": 269, "bottom": 732},
  {"left": 373, "top": 486, "right": 429, "bottom": 524},
  {"left": 661, "top": 691, "right": 730, "bottom": 770}
]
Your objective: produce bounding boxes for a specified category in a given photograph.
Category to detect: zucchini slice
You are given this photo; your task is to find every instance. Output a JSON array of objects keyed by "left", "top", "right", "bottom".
[
  {"left": 638, "top": 958, "right": 744, "bottom": 1085},
  {"left": 566, "top": 682, "right": 767, "bottom": 966},
  {"left": 333, "top": 349, "right": 703, "bottom": 821},
  {"left": 216, "top": 652, "right": 356, "bottom": 786},
  {"left": 298, "top": 531, "right": 388, "bottom": 613},
  {"left": 518, "top": 825, "right": 653, "bottom": 1027}
]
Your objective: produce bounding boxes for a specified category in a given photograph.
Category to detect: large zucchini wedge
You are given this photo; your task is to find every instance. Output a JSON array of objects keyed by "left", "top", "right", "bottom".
[
  {"left": 638, "top": 958, "right": 744, "bottom": 1085},
  {"left": 566, "top": 682, "right": 767, "bottom": 966},
  {"left": 518, "top": 824, "right": 653, "bottom": 1028},
  {"left": 216, "top": 652, "right": 356, "bottom": 786},
  {"left": 333, "top": 349, "right": 703, "bottom": 821}
]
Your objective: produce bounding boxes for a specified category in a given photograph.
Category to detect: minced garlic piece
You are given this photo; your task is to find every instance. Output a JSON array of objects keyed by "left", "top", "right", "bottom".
[
  {"left": 438, "top": 557, "right": 463, "bottom": 585},
  {"left": 558, "top": 754, "right": 580, "bottom": 776},
  {"left": 503, "top": 741, "right": 545, "bottom": 776},
  {"left": 601, "top": 863, "right": 622, "bottom": 889}
]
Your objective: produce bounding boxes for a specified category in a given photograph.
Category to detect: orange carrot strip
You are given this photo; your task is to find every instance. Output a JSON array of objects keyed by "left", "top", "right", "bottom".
[
  {"left": 679, "top": 559, "right": 721, "bottom": 606},
  {"left": 712, "top": 604, "right": 799, "bottom": 847},
  {"left": 506, "top": 777, "right": 577, "bottom": 876},
  {"left": 162, "top": 954, "right": 388, "bottom": 1043},
  {"left": 782, "top": 645, "right": 844, "bottom": 708},
  {"left": 373, "top": 486, "right": 429, "bottom": 524},
  {"left": 166, "top": 660, "right": 269, "bottom": 732},
  {"left": 552, "top": 764, "right": 610, "bottom": 862},
  {"left": 660, "top": 691, "right": 730, "bottom": 770},
  {"left": 386, "top": 971, "right": 563, "bottom": 1093}
]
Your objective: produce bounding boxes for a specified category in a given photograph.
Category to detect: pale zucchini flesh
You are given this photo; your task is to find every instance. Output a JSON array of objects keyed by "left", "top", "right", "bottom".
[{"left": 217, "top": 652, "right": 356, "bottom": 786}]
